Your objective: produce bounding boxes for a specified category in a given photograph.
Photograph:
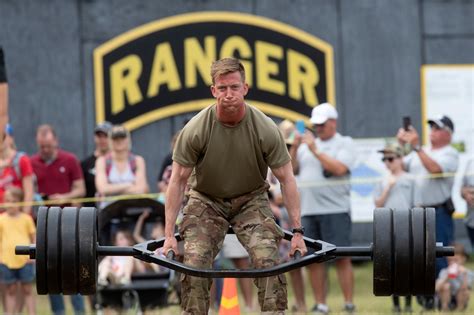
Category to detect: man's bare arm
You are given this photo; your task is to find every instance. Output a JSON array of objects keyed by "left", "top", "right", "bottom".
[
  {"left": 416, "top": 150, "right": 443, "bottom": 174},
  {"left": 314, "top": 152, "right": 349, "bottom": 176},
  {"left": 165, "top": 162, "right": 192, "bottom": 236},
  {"left": 163, "top": 162, "right": 193, "bottom": 255},
  {"left": 65, "top": 179, "right": 86, "bottom": 199},
  {"left": 272, "top": 162, "right": 302, "bottom": 229},
  {"left": 271, "top": 161, "right": 307, "bottom": 256}
]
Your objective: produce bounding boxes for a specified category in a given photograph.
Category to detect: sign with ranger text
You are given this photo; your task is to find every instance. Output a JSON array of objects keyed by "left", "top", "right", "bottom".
[{"left": 94, "top": 12, "right": 335, "bottom": 130}]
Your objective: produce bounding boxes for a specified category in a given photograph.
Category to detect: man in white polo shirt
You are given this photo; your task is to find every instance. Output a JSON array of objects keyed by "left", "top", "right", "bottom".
[
  {"left": 291, "top": 103, "right": 356, "bottom": 314},
  {"left": 397, "top": 115, "right": 459, "bottom": 275}
]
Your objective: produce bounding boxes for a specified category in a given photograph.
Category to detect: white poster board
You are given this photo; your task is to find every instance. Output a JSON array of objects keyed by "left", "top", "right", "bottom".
[
  {"left": 350, "top": 138, "right": 390, "bottom": 222},
  {"left": 421, "top": 65, "right": 474, "bottom": 216}
]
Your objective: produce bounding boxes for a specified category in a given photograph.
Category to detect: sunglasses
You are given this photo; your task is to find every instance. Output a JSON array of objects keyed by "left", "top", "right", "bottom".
[
  {"left": 382, "top": 157, "right": 397, "bottom": 163},
  {"left": 110, "top": 131, "right": 127, "bottom": 139}
]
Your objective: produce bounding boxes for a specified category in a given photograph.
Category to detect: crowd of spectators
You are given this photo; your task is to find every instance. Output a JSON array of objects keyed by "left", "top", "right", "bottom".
[
  {"left": 0, "top": 48, "right": 473, "bottom": 313},
  {"left": 0, "top": 109, "right": 472, "bottom": 313},
  {"left": 0, "top": 122, "right": 154, "bottom": 314}
]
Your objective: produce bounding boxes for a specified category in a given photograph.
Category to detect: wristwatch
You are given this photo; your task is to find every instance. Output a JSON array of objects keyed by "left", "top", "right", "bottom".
[
  {"left": 412, "top": 144, "right": 421, "bottom": 152},
  {"left": 292, "top": 227, "right": 305, "bottom": 235}
]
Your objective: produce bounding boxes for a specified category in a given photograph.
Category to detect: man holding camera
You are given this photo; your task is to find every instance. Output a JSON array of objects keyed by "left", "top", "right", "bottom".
[
  {"left": 397, "top": 115, "right": 459, "bottom": 276},
  {"left": 291, "top": 103, "right": 356, "bottom": 314}
]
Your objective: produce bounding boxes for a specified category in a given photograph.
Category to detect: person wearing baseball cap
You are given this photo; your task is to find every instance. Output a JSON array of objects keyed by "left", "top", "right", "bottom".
[
  {"left": 427, "top": 115, "right": 454, "bottom": 134},
  {"left": 309, "top": 102, "right": 338, "bottom": 125},
  {"left": 290, "top": 102, "right": 356, "bottom": 313},
  {"left": 94, "top": 121, "right": 113, "bottom": 135},
  {"left": 397, "top": 114, "right": 459, "bottom": 279},
  {"left": 80, "top": 121, "right": 112, "bottom": 207}
]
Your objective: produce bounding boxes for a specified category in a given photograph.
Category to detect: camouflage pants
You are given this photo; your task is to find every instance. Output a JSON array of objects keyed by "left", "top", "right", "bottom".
[{"left": 179, "top": 188, "right": 287, "bottom": 314}]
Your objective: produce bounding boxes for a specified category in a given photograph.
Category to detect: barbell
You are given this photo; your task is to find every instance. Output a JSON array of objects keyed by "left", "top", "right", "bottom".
[{"left": 16, "top": 206, "right": 453, "bottom": 296}]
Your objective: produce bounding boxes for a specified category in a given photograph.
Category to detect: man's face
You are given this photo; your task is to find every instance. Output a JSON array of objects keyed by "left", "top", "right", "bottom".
[
  {"left": 94, "top": 132, "right": 109, "bottom": 153},
  {"left": 211, "top": 71, "right": 248, "bottom": 115},
  {"left": 37, "top": 133, "right": 58, "bottom": 160},
  {"left": 314, "top": 119, "right": 337, "bottom": 140},
  {"left": 429, "top": 124, "right": 450, "bottom": 145}
]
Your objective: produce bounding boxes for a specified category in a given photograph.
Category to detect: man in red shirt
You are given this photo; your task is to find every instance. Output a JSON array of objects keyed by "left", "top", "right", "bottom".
[
  {"left": 30, "top": 124, "right": 85, "bottom": 203},
  {"left": 30, "top": 124, "right": 86, "bottom": 315}
]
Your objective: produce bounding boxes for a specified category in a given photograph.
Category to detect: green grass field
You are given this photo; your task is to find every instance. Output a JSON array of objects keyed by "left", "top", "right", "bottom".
[{"left": 15, "top": 260, "right": 474, "bottom": 314}]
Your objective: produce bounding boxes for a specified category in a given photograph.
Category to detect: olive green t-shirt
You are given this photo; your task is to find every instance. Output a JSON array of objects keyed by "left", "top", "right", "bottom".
[{"left": 173, "top": 104, "right": 290, "bottom": 198}]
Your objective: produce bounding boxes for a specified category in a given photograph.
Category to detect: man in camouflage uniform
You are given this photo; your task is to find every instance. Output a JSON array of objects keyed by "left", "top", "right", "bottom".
[{"left": 163, "top": 58, "right": 307, "bottom": 314}]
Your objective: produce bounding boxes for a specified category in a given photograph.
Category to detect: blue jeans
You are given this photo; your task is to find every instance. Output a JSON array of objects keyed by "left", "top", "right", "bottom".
[
  {"left": 49, "top": 294, "right": 85, "bottom": 315},
  {"left": 435, "top": 205, "right": 454, "bottom": 276},
  {"left": 0, "top": 263, "right": 35, "bottom": 284}
]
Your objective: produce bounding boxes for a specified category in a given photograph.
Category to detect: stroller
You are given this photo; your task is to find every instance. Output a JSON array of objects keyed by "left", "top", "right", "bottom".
[{"left": 94, "top": 198, "right": 179, "bottom": 314}]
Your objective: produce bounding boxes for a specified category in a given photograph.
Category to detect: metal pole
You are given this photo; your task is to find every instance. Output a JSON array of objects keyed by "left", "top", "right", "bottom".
[
  {"left": 97, "top": 245, "right": 136, "bottom": 256},
  {"left": 15, "top": 245, "right": 35, "bottom": 257},
  {"left": 332, "top": 246, "right": 373, "bottom": 257}
]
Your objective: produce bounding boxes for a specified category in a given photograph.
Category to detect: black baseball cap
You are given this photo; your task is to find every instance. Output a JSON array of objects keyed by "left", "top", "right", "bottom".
[
  {"left": 94, "top": 121, "right": 112, "bottom": 135},
  {"left": 428, "top": 115, "right": 454, "bottom": 133}
]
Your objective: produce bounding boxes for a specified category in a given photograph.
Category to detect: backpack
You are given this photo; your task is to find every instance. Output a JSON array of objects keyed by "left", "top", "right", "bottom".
[
  {"left": 12, "top": 151, "right": 43, "bottom": 202},
  {"left": 105, "top": 153, "right": 137, "bottom": 177}
]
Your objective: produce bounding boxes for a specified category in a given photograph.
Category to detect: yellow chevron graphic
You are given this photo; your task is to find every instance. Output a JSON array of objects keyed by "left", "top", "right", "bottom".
[{"left": 220, "top": 296, "right": 239, "bottom": 309}]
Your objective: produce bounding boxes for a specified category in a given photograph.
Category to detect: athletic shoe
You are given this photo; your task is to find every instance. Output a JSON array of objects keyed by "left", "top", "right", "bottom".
[
  {"left": 344, "top": 302, "right": 356, "bottom": 313},
  {"left": 311, "top": 303, "right": 329, "bottom": 314}
]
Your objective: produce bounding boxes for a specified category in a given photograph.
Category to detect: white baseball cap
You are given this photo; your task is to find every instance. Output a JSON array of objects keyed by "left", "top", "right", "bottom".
[{"left": 310, "top": 103, "right": 338, "bottom": 124}]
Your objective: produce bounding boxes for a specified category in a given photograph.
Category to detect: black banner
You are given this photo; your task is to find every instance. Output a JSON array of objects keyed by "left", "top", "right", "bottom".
[{"left": 94, "top": 12, "right": 335, "bottom": 130}]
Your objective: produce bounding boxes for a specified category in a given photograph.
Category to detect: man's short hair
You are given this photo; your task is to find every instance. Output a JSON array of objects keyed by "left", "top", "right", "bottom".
[
  {"left": 210, "top": 58, "right": 246, "bottom": 84},
  {"left": 36, "top": 124, "right": 57, "bottom": 138}
]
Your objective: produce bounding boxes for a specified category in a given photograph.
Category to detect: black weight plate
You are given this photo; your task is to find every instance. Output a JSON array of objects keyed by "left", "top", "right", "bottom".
[
  {"left": 373, "top": 208, "right": 393, "bottom": 296},
  {"left": 35, "top": 207, "right": 48, "bottom": 294},
  {"left": 424, "top": 207, "right": 436, "bottom": 295},
  {"left": 410, "top": 207, "right": 425, "bottom": 295},
  {"left": 61, "top": 207, "right": 79, "bottom": 294},
  {"left": 78, "top": 207, "right": 98, "bottom": 295},
  {"left": 46, "top": 207, "right": 62, "bottom": 294},
  {"left": 393, "top": 208, "right": 411, "bottom": 295}
]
